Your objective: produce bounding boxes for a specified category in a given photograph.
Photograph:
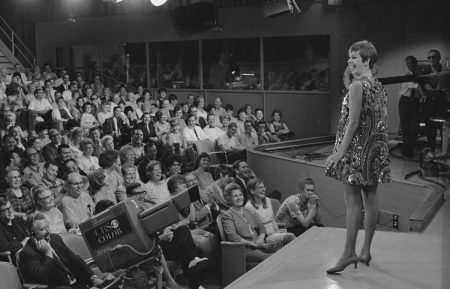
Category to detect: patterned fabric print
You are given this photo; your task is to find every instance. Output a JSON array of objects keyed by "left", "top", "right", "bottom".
[
  {"left": 326, "top": 76, "right": 391, "bottom": 185},
  {"left": 1, "top": 187, "right": 35, "bottom": 213}
]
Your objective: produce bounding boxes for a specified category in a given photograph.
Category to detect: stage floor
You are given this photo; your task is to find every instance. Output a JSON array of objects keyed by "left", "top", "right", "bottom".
[{"left": 225, "top": 225, "right": 449, "bottom": 289}]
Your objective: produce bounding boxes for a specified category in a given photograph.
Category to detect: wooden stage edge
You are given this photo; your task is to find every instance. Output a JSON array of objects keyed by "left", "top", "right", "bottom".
[
  {"left": 248, "top": 136, "right": 446, "bottom": 232},
  {"left": 225, "top": 227, "right": 449, "bottom": 289}
]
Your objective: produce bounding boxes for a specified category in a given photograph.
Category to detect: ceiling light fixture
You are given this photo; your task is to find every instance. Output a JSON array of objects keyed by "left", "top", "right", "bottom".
[{"left": 150, "top": 0, "right": 168, "bottom": 7}]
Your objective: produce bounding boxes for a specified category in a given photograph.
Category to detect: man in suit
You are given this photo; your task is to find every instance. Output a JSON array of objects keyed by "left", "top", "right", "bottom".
[
  {"left": 42, "top": 129, "right": 61, "bottom": 162},
  {"left": 56, "top": 73, "right": 71, "bottom": 93},
  {"left": 232, "top": 159, "right": 251, "bottom": 204},
  {"left": 189, "top": 106, "right": 206, "bottom": 128},
  {"left": 103, "top": 106, "right": 131, "bottom": 147},
  {"left": 19, "top": 211, "right": 105, "bottom": 289},
  {"left": 135, "top": 112, "right": 158, "bottom": 143}
]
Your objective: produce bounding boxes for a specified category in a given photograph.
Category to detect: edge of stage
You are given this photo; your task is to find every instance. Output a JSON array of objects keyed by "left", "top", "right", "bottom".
[{"left": 224, "top": 226, "right": 449, "bottom": 289}]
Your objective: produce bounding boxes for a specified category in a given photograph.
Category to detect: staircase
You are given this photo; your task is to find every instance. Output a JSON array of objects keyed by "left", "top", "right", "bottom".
[{"left": 0, "top": 16, "right": 35, "bottom": 69}]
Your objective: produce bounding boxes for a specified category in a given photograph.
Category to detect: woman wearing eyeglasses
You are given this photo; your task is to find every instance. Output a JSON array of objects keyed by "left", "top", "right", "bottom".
[{"left": 33, "top": 186, "right": 68, "bottom": 234}]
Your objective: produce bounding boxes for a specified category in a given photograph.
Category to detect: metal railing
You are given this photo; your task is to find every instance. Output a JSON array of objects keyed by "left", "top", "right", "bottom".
[{"left": 0, "top": 16, "right": 36, "bottom": 68}]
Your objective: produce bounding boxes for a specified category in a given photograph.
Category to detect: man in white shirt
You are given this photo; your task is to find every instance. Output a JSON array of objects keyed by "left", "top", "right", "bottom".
[
  {"left": 44, "top": 79, "right": 57, "bottom": 107},
  {"left": 96, "top": 102, "right": 112, "bottom": 127},
  {"left": 217, "top": 123, "right": 246, "bottom": 163},
  {"left": 398, "top": 55, "right": 422, "bottom": 158},
  {"left": 203, "top": 113, "right": 225, "bottom": 142},
  {"left": 212, "top": 97, "right": 226, "bottom": 127},
  {"left": 239, "top": 120, "right": 258, "bottom": 150},
  {"left": 28, "top": 88, "right": 53, "bottom": 118},
  {"left": 183, "top": 114, "right": 207, "bottom": 145}
]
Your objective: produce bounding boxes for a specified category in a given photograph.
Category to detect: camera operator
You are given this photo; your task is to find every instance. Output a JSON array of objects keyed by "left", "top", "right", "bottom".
[{"left": 276, "top": 178, "right": 323, "bottom": 236}]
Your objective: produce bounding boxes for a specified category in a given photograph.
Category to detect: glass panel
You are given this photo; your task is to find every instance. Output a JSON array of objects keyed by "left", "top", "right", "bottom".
[
  {"left": 156, "top": 41, "right": 199, "bottom": 89},
  {"left": 264, "top": 35, "right": 330, "bottom": 91},
  {"left": 124, "top": 42, "right": 147, "bottom": 88},
  {"left": 203, "top": 38, "right": 260, "bottom": 89}
]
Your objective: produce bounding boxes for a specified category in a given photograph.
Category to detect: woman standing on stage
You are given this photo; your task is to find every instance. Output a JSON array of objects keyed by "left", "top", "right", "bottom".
[{"left": 325, "top": 40, "right": 390, "bottom": 274}]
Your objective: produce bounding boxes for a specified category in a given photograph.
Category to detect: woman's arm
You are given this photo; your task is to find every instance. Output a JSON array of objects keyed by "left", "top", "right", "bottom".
[
  {"left": 326, "top": 80, "right": 363, "bottom": 167},
  {"left": 268, "top": 123, "right": 276, "bottom": 134}
]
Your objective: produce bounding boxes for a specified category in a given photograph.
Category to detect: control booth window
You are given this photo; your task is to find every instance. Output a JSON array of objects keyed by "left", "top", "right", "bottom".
[
  {"left": 155, "top": 41, "right": 199, "bottom": 89},
  {"left": 263, "top": 35, "right": 330, "bottom": 91},
  {"left": 202, "top": 38, "right": 260, "bottom": 90}
]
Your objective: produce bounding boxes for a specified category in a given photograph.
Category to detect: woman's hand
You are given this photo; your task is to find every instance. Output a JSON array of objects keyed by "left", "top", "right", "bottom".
[
  {"left": 255, "top": 237, "right": 265, "bottom": 248},
  {"left": 325, "top": 152, "right": 343, "bottom": 170}
]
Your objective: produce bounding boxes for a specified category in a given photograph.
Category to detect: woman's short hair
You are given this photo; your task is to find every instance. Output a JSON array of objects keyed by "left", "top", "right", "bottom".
[
  {"left": 146, "top": 160, "right": 161, "bottom": 175},
  {"left": 80, "top": 138, "right": 94, "bottom": 151},
  {"left": 298, "top": 177, "right": 315, "bottom": 191},
  {"left": 195, "top": 152, "right": 210, "bottom": 168},
  {"left": 223, "top": 183, "right": 242, "bottom": 206},
  {"left": 271, "top": 109, "right": 283, "bottom": 118},
  {"left": 101, "top": 135, "right": 114, "bottom": 147},
  {"left": 155, "top": 110, "right": 163, "bottom": 121},
  {"left": 70, "top": 127, "right": 85, "bottom": 140},
  {"left": 119, "top": 146, "right": 134, "bottom": 164},
  {"left": 81, "top": 102, "right": 92, "bottom": 112},
  {"left": 349, "top": 40, "right": 378, "bottom": 69},
  {"left": 99, "top": 149, "right": 119, "bottom": 168},
  {"left": 121, "top": 163, "right": 137, "bottom": 175},
  {"left": 254, "top": 108, "right": 263, "bottom": 115},
  {"left": 218, "top": 164, "right": 233, "bottom": 177},
  {"left": 167, "top": 174, "right": 186, "bottom": 195}
]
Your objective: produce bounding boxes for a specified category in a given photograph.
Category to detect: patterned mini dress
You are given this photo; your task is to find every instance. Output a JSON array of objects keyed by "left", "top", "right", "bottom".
[{"left": 326, "top": 75, "right": 391, "bottom": 185}]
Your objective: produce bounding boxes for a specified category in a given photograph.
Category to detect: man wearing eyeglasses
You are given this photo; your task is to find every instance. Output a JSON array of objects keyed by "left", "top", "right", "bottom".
[
  {"left": 42, "top": 128, "right": 61, "bottom": 162},
  {"left": 0, "top": 197, "right": 29, "bottom": 264},
  {"left": 421, "top": 49, "right": 446, "bottom": 152},
  {"left": 60, "top": 172, "right": 94, "bottom": 231}
]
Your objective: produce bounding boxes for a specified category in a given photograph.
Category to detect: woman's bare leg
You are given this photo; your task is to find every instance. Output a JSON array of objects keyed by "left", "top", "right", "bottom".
[
  {"left": 341, "top": 184, "right": 363, "bottom": 258},
  {"left": 360, "top": 184, "right": 378, "bottom": 262}
]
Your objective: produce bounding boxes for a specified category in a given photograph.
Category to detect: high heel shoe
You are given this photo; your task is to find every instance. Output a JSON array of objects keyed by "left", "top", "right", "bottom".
[
  {"left": 358, "top": 254, "right": 372, "bottom": 266},
  {"left": 326, "top": 255, "right": 359, "bottom": 274}
]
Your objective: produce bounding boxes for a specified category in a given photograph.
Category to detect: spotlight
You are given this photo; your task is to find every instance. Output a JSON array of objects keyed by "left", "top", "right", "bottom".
[{"left": 150, "top": 0, "right": 168, "bottom": 7}]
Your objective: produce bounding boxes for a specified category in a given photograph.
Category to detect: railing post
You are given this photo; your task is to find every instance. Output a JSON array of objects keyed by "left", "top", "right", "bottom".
[
  {"left": 11, "top": 32, "right": 15, "bottom": 55},
  {"left": 126, "top": 53, "right": 130, "bottom": 85}
]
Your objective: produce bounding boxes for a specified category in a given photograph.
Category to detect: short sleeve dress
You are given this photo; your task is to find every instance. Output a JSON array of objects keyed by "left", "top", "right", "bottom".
[{"left": 326, "top": 76, "right": 390, "bottom": 185}]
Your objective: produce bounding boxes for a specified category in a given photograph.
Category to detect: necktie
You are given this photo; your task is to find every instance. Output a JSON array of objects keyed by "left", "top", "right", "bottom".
[{"left": 193, "top": 127, "right": 200, "bottom": 140}]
